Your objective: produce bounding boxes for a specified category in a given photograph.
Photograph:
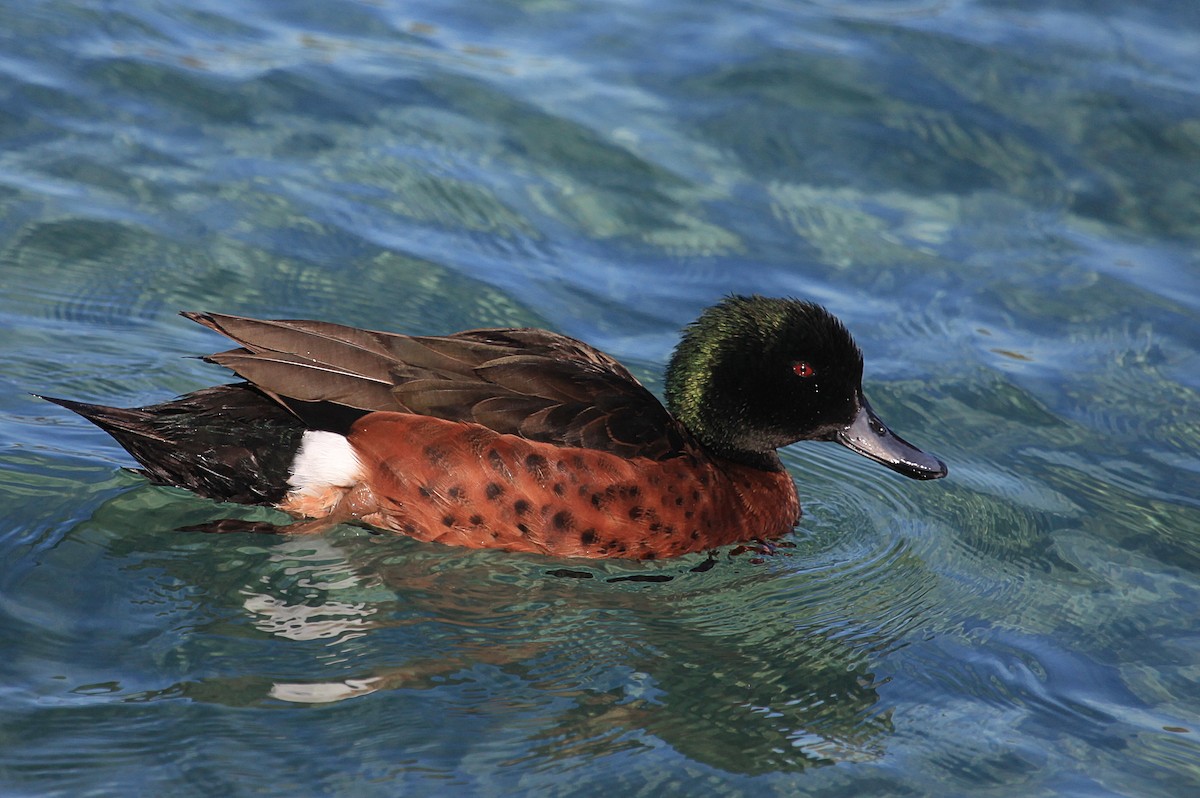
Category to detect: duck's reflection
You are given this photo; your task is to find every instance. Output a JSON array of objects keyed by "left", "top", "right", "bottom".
[{"left": 227, "top": 533, "right": 894, "bottom": 772}]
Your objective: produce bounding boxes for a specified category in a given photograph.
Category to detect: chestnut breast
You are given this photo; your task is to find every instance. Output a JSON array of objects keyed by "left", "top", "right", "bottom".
[{"left": 347, "top": 412, "right": 799, "bottom": 559}]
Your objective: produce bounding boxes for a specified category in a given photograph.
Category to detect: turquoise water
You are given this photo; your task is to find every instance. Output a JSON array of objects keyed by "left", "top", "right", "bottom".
[{"left": 2, "top": 0, "right": 1198, "bottom": 795}]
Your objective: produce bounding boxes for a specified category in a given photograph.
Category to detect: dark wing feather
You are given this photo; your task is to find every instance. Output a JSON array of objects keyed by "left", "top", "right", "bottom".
[
  {"left": 41, "top": 385, "right": 305, "bottom": 505},
  {"left": 184, "top": 312, "right": 692, "bottom": 460},
  {"left": 203, "top": 349, "right": 401, "bottom": 410}
]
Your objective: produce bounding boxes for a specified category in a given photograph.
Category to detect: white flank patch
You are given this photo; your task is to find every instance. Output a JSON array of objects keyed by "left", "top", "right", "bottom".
[{"left": 288, "top": 430, "right": 363, "bottom": 494}]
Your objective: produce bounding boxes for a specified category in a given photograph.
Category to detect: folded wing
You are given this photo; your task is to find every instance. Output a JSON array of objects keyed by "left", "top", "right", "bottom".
[{"left": 184, "top": 312, "right": 691, "bottom": 460}]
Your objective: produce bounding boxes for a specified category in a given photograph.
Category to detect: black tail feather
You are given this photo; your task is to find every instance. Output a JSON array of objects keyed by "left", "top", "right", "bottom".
[{"left": 42, "top": 384, "right": 307, "bottom": 505}]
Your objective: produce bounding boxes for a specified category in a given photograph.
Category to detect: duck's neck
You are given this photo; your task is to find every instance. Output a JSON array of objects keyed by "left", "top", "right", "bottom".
[
  {"left": 662, "top": 367, "right": 782, "bottom": 472},
  {"left": 701, "top": 443, "right": 785, "bottom": 473}
]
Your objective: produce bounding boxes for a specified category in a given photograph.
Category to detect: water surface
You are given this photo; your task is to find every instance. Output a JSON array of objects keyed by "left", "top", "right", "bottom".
[{"left": 1, "top": 0, "right": 1198, "bottom": 795}]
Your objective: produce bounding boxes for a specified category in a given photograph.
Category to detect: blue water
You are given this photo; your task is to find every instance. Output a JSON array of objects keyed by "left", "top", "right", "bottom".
[{"left": 2, "top": 1, "right": 1198, "bottom": 795}]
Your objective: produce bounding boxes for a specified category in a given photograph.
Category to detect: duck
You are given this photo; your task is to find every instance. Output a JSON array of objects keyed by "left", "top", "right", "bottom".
[{"left": 44, "top": 295, "right": 946, "bottom": 559}]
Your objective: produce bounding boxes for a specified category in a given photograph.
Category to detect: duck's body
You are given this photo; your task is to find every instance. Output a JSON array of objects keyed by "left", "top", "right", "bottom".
[
  {"left": 45, "top": 296, "right": 945, "bottom": 559},
  {"left": 285, "top": 412, "right": 797, "bottom": 559}
]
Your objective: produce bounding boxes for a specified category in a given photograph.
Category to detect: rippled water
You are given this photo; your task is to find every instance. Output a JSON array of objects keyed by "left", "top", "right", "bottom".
[{"left": 2, "top": 0, "right": 1198, "bottom": 795}]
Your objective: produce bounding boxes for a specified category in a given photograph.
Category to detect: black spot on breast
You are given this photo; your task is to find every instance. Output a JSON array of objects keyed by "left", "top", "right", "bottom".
[
  {"left": 553, "top": 482, "right": 565, "bottom": 497},
  {"left": 403, "top": 523, "right": 418, "bottom": 536},
  {"left": 628, "top": 506, "right": 646, "bottom": 521},
  {"left": 691, "top": 489, "right": 701, "bottom": 501},
  {"left": 525, "top": 453, "right": 550, "bottom": 482},
  {"left": 442, "top": 515, "right": 456, "bottom": 527},
  {"left": 580, "top": 528, "right": 597, "bottom": 545},
  {"left": 469, "top": 514, "right": 484, "bottom": 526},
  {"left": 590, "top": 492, "right": 605, "bottom": 509},
  {"left": 552, "top": 510, "right": 573, "bottom": 531},
  {"left": 517, "top": 522, "right": 530, "bottom": 535},
  {"left": 486, "top": 482, "right": 504, "bottom": 500},
  {"left": 418, "top": 485, "right": 433, "bottom": 499},
  {"left": 514, "top": 499, "right": 530, "bottom": 516},
  {"left": 424, "top": 444, "right": 447, "bottom": 461},
  {"left": 488, "top": 449, "right": 513, "bottom": 481},
  {"left": 448, "top": 486, "right": 466, "bottom": 501}
]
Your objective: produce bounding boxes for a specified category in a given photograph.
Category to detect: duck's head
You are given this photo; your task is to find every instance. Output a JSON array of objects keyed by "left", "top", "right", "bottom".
[{"left": 665, "top": 295, "right": 947, "bottom": 478}]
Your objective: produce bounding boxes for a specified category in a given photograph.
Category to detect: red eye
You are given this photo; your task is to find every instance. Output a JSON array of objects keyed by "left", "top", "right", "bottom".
[{"left": 792, "top": 361, "right": 816, "bottom": 378}]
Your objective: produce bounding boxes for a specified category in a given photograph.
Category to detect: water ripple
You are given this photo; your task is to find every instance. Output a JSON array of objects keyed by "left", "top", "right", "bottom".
[{"left": 2, "top": 0, "right": 1199, "bottom": 792}]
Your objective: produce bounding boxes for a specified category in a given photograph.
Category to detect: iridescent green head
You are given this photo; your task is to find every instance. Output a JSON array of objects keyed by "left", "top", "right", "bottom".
[{"left": 665, "top": 295, "right": 946, "bottom": 479}]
